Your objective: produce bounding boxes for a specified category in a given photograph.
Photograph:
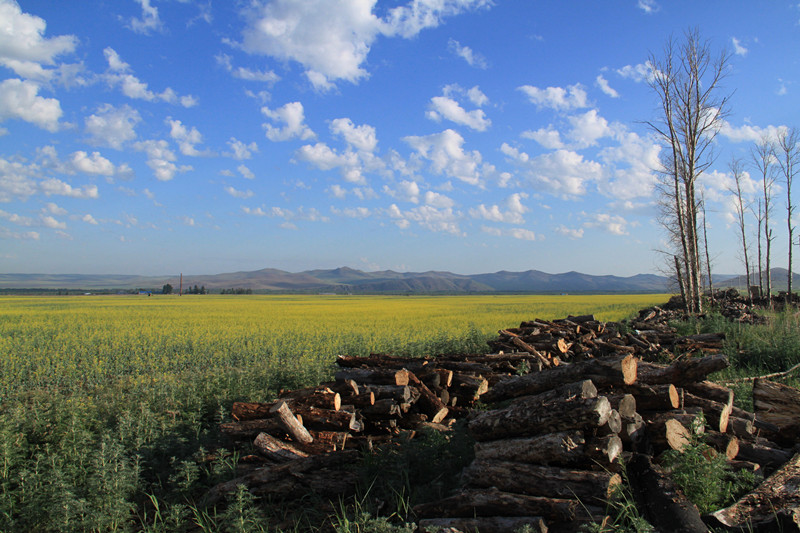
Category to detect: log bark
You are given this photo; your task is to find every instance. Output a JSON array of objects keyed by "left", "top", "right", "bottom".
[
  {"left": 735, "top": 439, "right": 792, "bottom": 470},
  {"left": 253, "top": 432, "right": 308, "bottom": 462},
  {"left": 278, "top": 387, "right": 342, "bottom": 411},
  {"left": 626, "top": 452, "right": 708, "bottom": 533},
  {"left": 483, "top": 354, "right": 636, "bottom": 403},
  {"left": 684, "top": 380, "right": 734, "bottom": 405},
  {"left": 615, "top": 383, "right": 680, "bottom": 411},
  {"left": 468, "top": 395, "right": 611, "bottom": 442},
  {"left": 335, "top": 354, "right": 430, "bottom": 371},
  {"left": 364, "top": 385, "right": 411, "bottom": 402},
  {"left": 605, "top": 393, "right": 637, "bottom": 419},
  {"left": 231, "top": 401, "right": 274, "bottom": 421},
  {"left": 462, "top": 458, "right": 621, "bottom": 504},
  {"left": 682, "top": 392, "right": 731, "bottom": 433},
  {"left": 407, "top": 371, "right": 449, "bottom": 423},
  {"left": 333, "top": 367, "right": 410, "bottom": 386},
  {"left": 412, "top": 487, "right": 602, "bottom": 523},
  {"left": 753, "top": 378, "right": 800, "bottom": 443},
  {"left": 417, "top": 516, "right": 547, "bottom": 533},
  {"left": 203, "top": 450, "right": 360, "bottom": 507},
  {"left": 473, "top": 429, "right": 620, "bottom": 466},
  {"left": 726, "top": 416, "right": 755, "bottom": 439},
  {"left": 636, "top": 354, "right": 729, "bottom": 386},
  {"left": 220, "top": 418, "right": 283, "bottom": 439},
  {"left": 290, "top": 405, "right": 363, "bottom": 432},
  {"left": 269, "top": 401, "right": 313, "bottom": 444},
  {"left": 710, "top": 452, "right": 800, "bottom": 531},
  {"left": 703, "top": 431, "right": 739, "bottom": 461}
]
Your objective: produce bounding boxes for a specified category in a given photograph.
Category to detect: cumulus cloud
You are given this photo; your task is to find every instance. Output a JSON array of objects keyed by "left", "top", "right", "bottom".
[
  {"left": 262, "top": 101, "right": 315, "bottom": 142},
  {"left": 215, "top": 53, "right": 280, "bottom": 83},
  {"left": 70, "top": 151, "right": 115, "bottom": 176},
  {"left": 448, "top": 38, "right": 487, "bottom": 68},
  {"left": 0, "top": 0, "right": 77, "bottom": 80},
  {"left": 583, "top": 212, "right": 630, "bottom": 235},
  {"left": 225, "top": 185, "right": 254, "bottom": 199},
  {"left": 481, "top": 225, "right": 539, "bottom": 241},
  {"left": 0, "top": 78, "right": 61, "bottom": 131},
  {"left": 598, "top": 129, "right": 660, "bottom": 200},
  {"left": 521, "top": 126, "right": 564, "bottom": 150},
  {"left": 424, "top": 190, "right": 454, "bottom": 209},
  {"left": 404, "top": 129, "right": 485, "bottom": 186},
  {"left": 387, "top": 203, "right": 462, "bottom": 234},
  {"left": 469, "top": 192, "right": 529, "bottom": 224},
  {"left": 103, "top": 47, "right": 197, "bottom": 107},
  {"left": 555, "top": 225, "right": 584, "bottom": 239},
  {"left": 501, "top": 143, "right": 603, "bottom": 197},
  {"left": 240, "top": 0, "right": 490, "bottom": 90},
  {"left": 384, "top": 179, "right": 420, "bottom": 203},
  {"left": 85, "top": 104, "right": 141, "bottom": 149},
  {"left": 82, "top": 213, "right": 98, "bottom": 225},
  {"left": 616, "top": 62, "right": 653, "bottom": 83},
  {"left": 732, "top": 37, "right": 748, "bottom": 56},
  {"left": 518, "top": 83, "right": 588, "bottom": 111},
  {"left": 595, "top": 75, "right": 619, "bottom": 98},
  {"left": 717, "top": 120, "right": 786, "bottom": 144},
  {"left": 237, "top": 164, "right": 255, "bottom": 180},
  {"left": 427, "top": 94, "right": 491, "bottom": 131},
  {"left": 227, "top": 138, "right": 258, "bottom": 160},
  {"left": 133, "top": 139, "right": 192, "bottom": 181},
  {"left": 567, "top": 109, "right": 612, "bottom": 148},
  {"left": 330, "top": 118, "right": 378, "bottom": 152},
  {"left": 40, "top": 178, "right": 98, "bottom": 199},
  {"left": 637, "top": 0, "right": 659, "bottom": 14},
  {"left": 167, "top": 118, "right": 211, "bottom": 156},
  {"left": 129, "top": 0, "right": 162, "bottom": 34}
]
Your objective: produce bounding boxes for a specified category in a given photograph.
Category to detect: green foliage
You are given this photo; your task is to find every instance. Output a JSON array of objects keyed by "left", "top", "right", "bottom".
[
  {"left": 660, "top": 432, "right": 758, "bottom": 515},
  {"left": 580, "top": 465, "right": 654, "bottom": 533},
  {"left": 357, "top": 422, "right": 475, "bottom": 520}
]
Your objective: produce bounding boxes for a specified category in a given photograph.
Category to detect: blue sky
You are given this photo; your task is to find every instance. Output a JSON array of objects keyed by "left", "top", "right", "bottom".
[{"left": 1, "top": 0, "right": 799, "bottom": 277}]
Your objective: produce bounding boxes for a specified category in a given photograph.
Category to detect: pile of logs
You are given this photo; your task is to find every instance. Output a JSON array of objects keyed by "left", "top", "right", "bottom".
[{"left": 208, "top": 305, "right": 800, "bottom": 532}]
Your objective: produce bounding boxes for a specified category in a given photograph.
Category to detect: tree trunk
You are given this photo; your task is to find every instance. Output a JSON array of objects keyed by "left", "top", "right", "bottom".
[
  {"left": 269, "top": 401, "right": 314, "bottom": 444},
  {"left": 253, "top": 432, "right": 309, "bottom": 462},
  {"left": 636, "top": 354, "right": 729, "bottom": 385},
  {"left": 462, "top": 458, "right": 621, "bottom": 505},
  {"left": 483, "top": 354, "right": 636, "bottom": 403},
  {"left": 626, "top": 452, "right": 708, "bottom": 533},
  {"left": 334, "top": 367, "right": 410, "bottom": 386},
  {"left": 753, "top": 378, "right": 800, "bottom": 443},
  {"left": 473, "top": 429, "right": 621, "bottom": 466},
  {"left": 412, "top": 487, "right": 603, "bottom": 523}
]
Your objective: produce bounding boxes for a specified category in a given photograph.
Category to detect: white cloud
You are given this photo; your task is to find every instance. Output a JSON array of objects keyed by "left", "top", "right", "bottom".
[
  {"left": 518, "top": 83, "right": 588, "bottom": 111},
  {"left": 598, "top": 129, "right": 660, "bottom": 200},
  {"left": 85, "top": 104, "right": 141, "bottom": 149},
  {"left": 215, "top": 53, "right": 280, "bottom": 83},
  {"left": 718, "top": 120, "right": 786, "bottom": 144},
  {"left": 44, "top": 202, "right": 67, "bottom": 215},
  {"left": 448, "top": 39, "right": 487, "bottom": 68},
  {"left": 330, "top": 118, "right": 378, "bottom": 152},
  {"left": 295, "top": 142, "right": 365, "bottom": 184},
  {"left": 567, "top": 109, "right": 612, "bottom": 147},
  {"left": 387, "top": 203, "right": 462, "bottom": 234},
  {"left": 133, "top": 139, "right": 192, "bottom": 181},
  {"left": 521, "top": 126, "right": 565, "bottom": 150},
  {"left": 240, "top": 0, "right": 489, "bottom": 90},
  {"left": 404, "top": 129, "right": 484, "bottom": 186},
  {"left": 481, "top": 225, "right": 539, "bottom": 241},
  {"left": 0, "top": 78, "right": 61, "bottom": 131},
  {"left": 167, "top": 118, "right": 210, "bottom": 156},
  {"left": 384, "top": 180, "right": 420, "bottom": 203},
  {"left": 227, "top": 138, "right": 258, "bottom": 160},
  {"left": 225, "top": 186, "right": 254, "bottom": 199},
  {"left": 237, "top": 164, "right": 255, "bottom": 180},
  {"left": 501, "top": 143, "right": 603, "bottom": 197},
  {"left": 426, "top": 95, "right": 491, "bottom": 131},
  {"left": 262, "top": 101, "right": 315, "bottom": 141},
  {"left": 595, "top": 75, "right": 619, "bottom": 98},
  {"left": 40, "top": 178, "right": 98, "bottom": 199},
  {"left": 0, "top": 227, "right": 39, "bottom": 240},
  {"left": 70, "top": 151, "right": 115, "bottom": 176},
  {"left": 732, "top": 37, "right": 748, "bottom": 56},
  {"left": 555, "top": 225, "right": 584, "bottom": 239},
  {"left": 469, "top": 192, "right": 529, "bottom": 224},
  {"left": 583, "top": 213, "right": 630, "bottom": 235},
  {"left": 424, "top": 190, "right": 454, "bottom": 209},
  {"left": 467, "top": 86, "right": 488, "bottom": 107},
  {"left": 103, "top": 48, "right": 197, "bottom": 107},
  {"left": 129, "top": 0, "right": 162, "bottom": 34},
  {"left": 616, "top": 62, "right": 653, "bottom": 83},
  {"left": 0, "top": 0, "right": 77, "bottom": 79},
  {"left": 82, "top": 213, "right": 98, "bottom": 225},
  {"left": 637, "top": 0, "right": 659, "bottom": 14},
  {"left": 329, "top": 184, "right": 347, "bottom": 199},
  {"left": 331, "top": 206, "right": 371, "bottom": 218}
]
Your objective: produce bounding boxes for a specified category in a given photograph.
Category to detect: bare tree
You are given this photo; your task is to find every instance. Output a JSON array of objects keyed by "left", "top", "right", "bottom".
[
  {"left": 752, "top": 135, "right": 776, "bottom": 300},
  {"left": 646, "top": 28, "right": 731, "bottom": 314},
  {"left": 700, "top": 192, "right": 714, "bottom": 304},
  {"left": 775, "top": 127, "right": 799, "bottom": 297},
  {"left": 753, "top": 198, "right": 764, "bottom": 297},
  {"left": 728, "top": 158, "right": 752, "bottom": 301}
]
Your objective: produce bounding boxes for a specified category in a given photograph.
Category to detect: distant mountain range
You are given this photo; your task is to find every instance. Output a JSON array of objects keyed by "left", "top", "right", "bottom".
[{"left": 3, "top": 266, "right": 799, "bottom": 294}]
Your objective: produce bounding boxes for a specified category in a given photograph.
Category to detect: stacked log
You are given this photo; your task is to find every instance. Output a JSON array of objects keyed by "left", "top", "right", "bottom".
[{"left": 210, "top": 299, "right": 800, "bottom": 531}]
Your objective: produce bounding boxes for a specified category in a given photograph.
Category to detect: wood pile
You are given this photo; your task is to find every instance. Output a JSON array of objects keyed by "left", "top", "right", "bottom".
[{"left": 207, "top": 303, "right": 800, "bottom": 532}]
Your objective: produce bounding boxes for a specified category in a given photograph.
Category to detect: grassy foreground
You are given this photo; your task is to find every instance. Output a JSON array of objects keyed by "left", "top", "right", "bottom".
[{"left": 0, "top": 293, "right": 668, "bottom": 531}]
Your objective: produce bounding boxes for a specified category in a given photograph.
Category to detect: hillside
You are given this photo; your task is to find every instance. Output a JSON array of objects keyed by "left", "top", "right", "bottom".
[{"left": 0, "top": 266, "right": 672, "bottom": 294}]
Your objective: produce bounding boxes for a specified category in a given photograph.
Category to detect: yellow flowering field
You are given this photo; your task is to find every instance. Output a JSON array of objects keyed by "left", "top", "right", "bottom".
[{"left": 0, "top": 293, "right": 669, "bottom": 395}]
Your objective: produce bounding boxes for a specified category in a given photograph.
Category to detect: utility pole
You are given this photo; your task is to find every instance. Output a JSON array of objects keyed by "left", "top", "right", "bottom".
[{"left": 179, "top": 273, "right": 183, "bottom": 296}]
